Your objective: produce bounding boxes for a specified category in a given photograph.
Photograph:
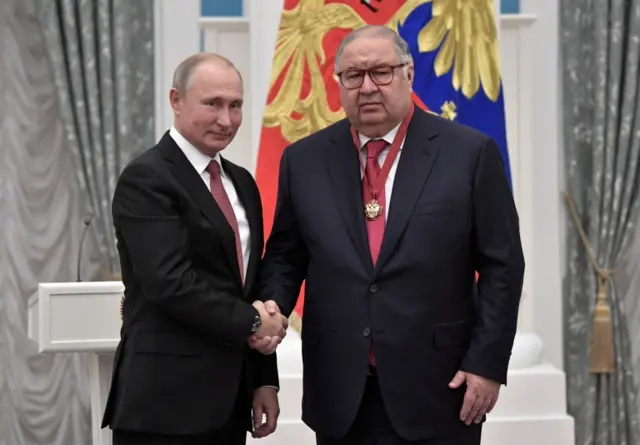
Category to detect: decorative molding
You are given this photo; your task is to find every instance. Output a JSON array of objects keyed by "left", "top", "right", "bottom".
[
  {"left": 198, "top": 16, "right": 250, "bottom": 31},
  {"left": 500, "top": 13, "right": 538, "bottom": 26}
]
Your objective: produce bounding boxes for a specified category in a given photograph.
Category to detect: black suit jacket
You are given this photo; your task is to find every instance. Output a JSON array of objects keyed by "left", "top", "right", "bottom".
[
  {"left": 101, "top": 132, "right": 278, "bottom": 435},
  {"left": 259, "top": 107, "right": 525, "bottom": 441}
]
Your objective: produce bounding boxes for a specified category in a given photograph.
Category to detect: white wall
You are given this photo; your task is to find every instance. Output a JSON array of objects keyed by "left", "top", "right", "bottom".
[
  {"left": 153, "top": 0, "right": 200, "bottom": 141},
  {"left": 199, "top": 0, "right": 283, "bottom": 172},
  {"left": 199, "top": 16, "right": 253, "bottom": 169}
]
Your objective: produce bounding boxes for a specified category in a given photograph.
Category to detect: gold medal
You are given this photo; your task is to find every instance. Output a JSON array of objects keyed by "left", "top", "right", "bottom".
[
  {"left": 364, "top": 199, "right": 383, "bottom": 220},
  {"left": 351, "top": 102, "right": 415, "bottom": 224}
]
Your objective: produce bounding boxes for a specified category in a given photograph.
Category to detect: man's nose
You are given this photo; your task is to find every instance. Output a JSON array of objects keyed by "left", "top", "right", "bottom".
[
  {"left": 360, "top": 74, "right": 377, "bottom": 94},
  {"left": 216, "top": 108, "right": 231, "bottom": 127}
]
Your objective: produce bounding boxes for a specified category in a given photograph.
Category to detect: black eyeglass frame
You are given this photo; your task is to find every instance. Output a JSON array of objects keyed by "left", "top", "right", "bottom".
[{"left": 335, "top": 62, "right": 409, "bottom": 89}]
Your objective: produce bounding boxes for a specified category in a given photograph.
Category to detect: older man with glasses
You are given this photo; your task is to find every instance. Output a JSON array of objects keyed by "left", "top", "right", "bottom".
[{"left": 258, "top": 25, "right": 525, "bottom": 445}]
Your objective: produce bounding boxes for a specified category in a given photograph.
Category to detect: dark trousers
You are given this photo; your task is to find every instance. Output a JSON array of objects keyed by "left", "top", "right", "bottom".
[
  {"left": 316, "top": 368, "right": 481, "bottom": 445},
  {"left": 113, "top": 404, "right": 247, "bottom": 445},
  {"left": 113, "top": 379, "right": 250, "bottom": 445}
]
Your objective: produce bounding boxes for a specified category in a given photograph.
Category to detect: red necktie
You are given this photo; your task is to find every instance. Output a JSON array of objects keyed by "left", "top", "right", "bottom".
[
  {"left": 363, "top": 140, "right": 388, "bottom": 264},
  {"left": 207, "top": 160, "right": 244, "bottom": 283},
  {"left": 363, "top": 140, "right": 387, "bottom": 366}
]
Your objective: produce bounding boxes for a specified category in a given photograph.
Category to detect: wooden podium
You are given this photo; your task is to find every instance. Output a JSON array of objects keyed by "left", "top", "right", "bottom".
[{"left": 28, "top": 281, "right": 575, "bottom": 445}]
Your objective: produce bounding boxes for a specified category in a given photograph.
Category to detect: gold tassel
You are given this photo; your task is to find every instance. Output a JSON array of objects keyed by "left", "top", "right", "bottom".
[
  {"left": 562, "top": 191, "right": 616, "bottom": 374},
  {"left": 588, "top": 275, "right": 615, "bottom": 373}
]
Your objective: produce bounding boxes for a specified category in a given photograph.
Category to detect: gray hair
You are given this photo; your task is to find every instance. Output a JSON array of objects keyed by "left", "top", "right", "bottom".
[
  {"left": 334, "top": 25, "right": 413, "bottom": 72},
  {"left": 172, "top": 52, "right": 243, "bottom": 93}
]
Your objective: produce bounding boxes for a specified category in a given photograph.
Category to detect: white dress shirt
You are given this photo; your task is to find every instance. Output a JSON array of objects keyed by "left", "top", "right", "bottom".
[
  {"left": 169, "top": 127, "right": 251, "bottom": 279},
  {"left": 358, "top": 122, "right": 405, "bottom": 220}
]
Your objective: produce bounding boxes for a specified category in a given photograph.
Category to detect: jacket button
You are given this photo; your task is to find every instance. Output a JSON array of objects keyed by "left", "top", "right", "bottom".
[
  {"left": 363, "top": 327, "right": 371, "bottom": 337},
  {"left": 369, "top": 284, "right": 378, "bottom": 293}
]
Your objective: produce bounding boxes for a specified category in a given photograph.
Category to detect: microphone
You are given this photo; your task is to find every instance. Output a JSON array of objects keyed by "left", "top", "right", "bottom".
[{"left": 77, "top": 212, "right": 94, "bottom": 282}]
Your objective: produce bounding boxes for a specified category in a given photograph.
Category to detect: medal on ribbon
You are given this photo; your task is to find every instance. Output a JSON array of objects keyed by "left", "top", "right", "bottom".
[{"left": 351, "top": 102, "right": 415, "bottom": 221}]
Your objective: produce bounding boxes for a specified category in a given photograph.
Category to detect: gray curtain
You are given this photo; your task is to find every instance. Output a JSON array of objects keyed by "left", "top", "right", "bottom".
[
  {"left": 0, "top": 0, "right": 92, "bottom": 443},
  {"left": 561, "top": 0, "right": 640, "bottom": 444},
  {"left": 0, "top": 0, "right": 154, "bottom": 443},
  {"left": 37, "top": 0, "right": 155, "bottom": 276}
]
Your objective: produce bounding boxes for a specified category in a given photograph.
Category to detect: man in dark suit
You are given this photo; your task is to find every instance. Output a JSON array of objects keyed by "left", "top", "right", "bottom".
[
  {"left": 101, "top": 53, "right": 288, "bottom": 445},
  {"left": 259, "top": 26, "right": 525, "bottom": 445}
]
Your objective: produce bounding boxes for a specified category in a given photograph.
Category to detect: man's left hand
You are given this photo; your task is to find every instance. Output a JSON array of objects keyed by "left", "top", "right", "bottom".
[
  {"left": 252, "top": 387, "right": 280, "bottom": 438},
  {"left": 449, "top": 370, "right": 500, "bottom": 425}
]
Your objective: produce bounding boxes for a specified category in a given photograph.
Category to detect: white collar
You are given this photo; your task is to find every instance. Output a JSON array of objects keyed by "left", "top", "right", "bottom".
[
  {"left": 357, "top": 122, "right": 402, "bottom": 149},
  {"left": 169, "top": 126, "right": 224, "bottom": 176}
]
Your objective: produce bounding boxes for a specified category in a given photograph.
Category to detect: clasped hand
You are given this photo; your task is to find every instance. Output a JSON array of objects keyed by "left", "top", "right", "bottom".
[{"left": 247, "top": 300, "right": 287, "bottom": 355}]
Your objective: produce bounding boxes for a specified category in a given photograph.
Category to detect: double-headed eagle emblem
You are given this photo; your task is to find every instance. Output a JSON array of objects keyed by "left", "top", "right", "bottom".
[{"left": 263, "top": 0, "right": 501, "bottom": 143}]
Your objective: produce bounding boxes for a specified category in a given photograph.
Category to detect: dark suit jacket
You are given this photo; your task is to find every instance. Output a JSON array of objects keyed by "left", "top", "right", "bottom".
[
  {"left": 101, "top": 131, "right": 278, "bottom": 435},
  {"left": 258, "top": 107, "right": 525, "bottom": 441}
]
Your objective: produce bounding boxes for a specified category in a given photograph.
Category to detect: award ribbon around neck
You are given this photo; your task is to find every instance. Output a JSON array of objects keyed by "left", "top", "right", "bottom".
[{"left": 350, "top": 102, "right": 415, "bottom": 202}]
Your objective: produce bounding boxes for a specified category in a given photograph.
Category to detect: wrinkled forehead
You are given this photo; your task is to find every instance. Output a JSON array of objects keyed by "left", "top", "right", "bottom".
[{"left": 337, "top": 36, "right": 399, "bottom": 71}]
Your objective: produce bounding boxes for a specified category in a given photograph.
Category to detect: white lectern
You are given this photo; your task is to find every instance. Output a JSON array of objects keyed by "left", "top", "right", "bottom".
[
  {"left": 28, "top": 282, "right": 574, "bottom": 445},
  {"left": 28, "top": 281, "right": 123, "bottom": 445}
]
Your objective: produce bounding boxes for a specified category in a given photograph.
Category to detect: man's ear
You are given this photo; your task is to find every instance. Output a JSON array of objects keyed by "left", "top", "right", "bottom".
[
  {"left": 406, "top": 64, "right": 414, "bottom": 88},
  {"left": 169, "top": 88, "right": 181, "bottom": 115}
]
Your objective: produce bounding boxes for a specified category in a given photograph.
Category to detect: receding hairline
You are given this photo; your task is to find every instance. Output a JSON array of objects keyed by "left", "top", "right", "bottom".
[
  {"left": 334, "top": 25, "right": 412, "bottom": 71},
  {"left": 172, "top": 53, "right": 243, "bottom": 94}
]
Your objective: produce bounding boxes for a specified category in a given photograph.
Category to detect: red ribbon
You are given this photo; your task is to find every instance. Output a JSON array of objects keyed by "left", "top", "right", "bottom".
[{"left": 350, "top": 102, "right": 415, "bottom": 200}]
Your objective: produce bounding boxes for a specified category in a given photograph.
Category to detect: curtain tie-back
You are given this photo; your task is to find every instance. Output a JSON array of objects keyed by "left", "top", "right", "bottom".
[{"left": 563, "top": 191, "right": 615, "bottom": 374}]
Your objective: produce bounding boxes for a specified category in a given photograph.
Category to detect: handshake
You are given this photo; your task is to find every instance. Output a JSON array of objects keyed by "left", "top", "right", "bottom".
[{"left": 248, "top": 300, "right": 288, "bottom": 355}]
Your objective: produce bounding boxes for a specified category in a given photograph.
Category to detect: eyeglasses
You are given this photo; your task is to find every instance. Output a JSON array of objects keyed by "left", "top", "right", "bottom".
[{"left": 336, "top": 63, "right": 409, "bottom": 89}]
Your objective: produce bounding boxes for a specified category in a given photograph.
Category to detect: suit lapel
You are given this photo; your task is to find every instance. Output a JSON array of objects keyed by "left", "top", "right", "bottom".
[
  {"left": 159, "top": 134, "right": 242, "bottom": 286},
  {"left": 375, "top": 112, "right": 440, "bottom": 273},
  {"left": 221, "top": 158, "right": 261, "bottom": 296},
  {"left": 326, "top": 122, "right": 374, "bottom": 270}
]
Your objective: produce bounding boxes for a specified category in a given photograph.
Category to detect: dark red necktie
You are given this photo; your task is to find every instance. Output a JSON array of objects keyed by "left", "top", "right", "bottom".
[
  {"left": 363, "top": 139, "right": 388, "bottom": 366},
  {"left": 207, "top": 160, "right": 244, "bottom": 283}
]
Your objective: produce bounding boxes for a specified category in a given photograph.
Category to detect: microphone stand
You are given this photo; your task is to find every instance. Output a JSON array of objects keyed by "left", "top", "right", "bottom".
[{"left": 77, "top": 212, "right": 94, "bottom": 282}]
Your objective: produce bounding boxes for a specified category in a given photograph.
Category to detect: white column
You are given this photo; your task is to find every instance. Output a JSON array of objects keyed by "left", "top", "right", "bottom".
[
  {"left": 153, "top": 0, "right": 201, "bottom": 141},
  {"left": 519, "top": 0, "right": 564, "bottom": 370},
  {"left": 492, "top": 0, "right": 546, "bottom": 368},
  {"left": 498, "top": 11, "right": 546, "bottom": 369}
]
